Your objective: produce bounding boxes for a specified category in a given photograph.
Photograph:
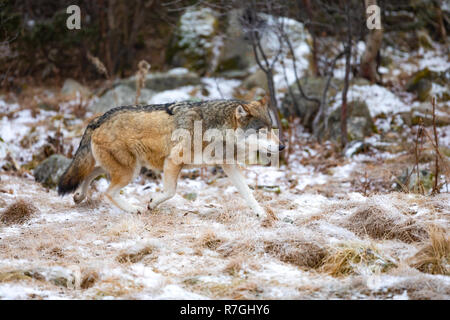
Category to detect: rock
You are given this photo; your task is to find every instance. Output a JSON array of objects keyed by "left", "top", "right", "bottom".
[
  {"left": 183, "top": 192, "right": 197, "bottom": 201},
  {"left": 406, "top": 68, "right": 449, "bottom": 101},
  {"left": 89, "top": 85, "right": 154, "bottom": 114},
  {"left": 404, "top": 102, "right": 450, "bottom": 127},
  {"left": 214, "top": 9, "right": 255, "bottom": 74},
  {"left": 344, "top": 140, "right": 371, "bottom": 158},
  {"left": 281, "top": 77, "right": 344, "bottom": 129},
  {"left": 25, "top": 266, "right": 80, "bottom": 288},
  {"left": 397, "top": 167, "right": 434, "bottom": 194},
  {"left": 319, "top": 100, "right": 375, "bottom": 142},
  {"left": 61, "top": 78, "right": 91, "bottom": 98},
  {"left": 0, "top": 139, "right": 7, "bottom": 168},
  {"left": 33, "top": 154, "right": 71, "bottom": 189},
  {"left": 242, "top": 69, "right": 268, "bottom": 91},
  {"left": 416, "top": 29, "right": 433, "bottom": 49},
  {"left": 167, "top": 7, "right": 219, "bottom": 74},
  {"left": 215, "top": 10, "right": 312, "bottom": 75},
  {"left": 118, "top": 69, "right": 201, "bottom": 92},
  {"left": 410, "top": 79, "right": 432, "bottom": 102}
]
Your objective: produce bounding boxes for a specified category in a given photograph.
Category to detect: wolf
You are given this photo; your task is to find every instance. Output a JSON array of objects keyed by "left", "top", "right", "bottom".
[{"left": 57, "top": 97, "right": 284, "bottom": 218}]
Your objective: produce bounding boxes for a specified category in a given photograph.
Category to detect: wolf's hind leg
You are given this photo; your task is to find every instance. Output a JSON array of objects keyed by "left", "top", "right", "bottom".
[
  {"left": 222, "top": 164, "right": 266, "bottom": 218},
  {"left": 148, "top": 159, "right": 182, "bottom": 210},
  {"left": 105, "top": 168, "right": 145, "bottom": 214},
  {"left": 74, "top": 167, "right": 105, "bottom": 204}
]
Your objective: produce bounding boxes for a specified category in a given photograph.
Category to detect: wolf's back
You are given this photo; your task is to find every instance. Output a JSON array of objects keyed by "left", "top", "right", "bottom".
[{"left": 58, "top": 126, "right": 95, "bottom": 195}]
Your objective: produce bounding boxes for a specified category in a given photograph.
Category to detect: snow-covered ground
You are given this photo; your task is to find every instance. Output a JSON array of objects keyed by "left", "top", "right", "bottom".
[{"left": 0, "top": 85, "right": 449, "bottom": 299}]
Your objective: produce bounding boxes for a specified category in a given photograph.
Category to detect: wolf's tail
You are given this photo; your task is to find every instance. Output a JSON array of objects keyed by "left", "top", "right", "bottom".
[{"left": 58, "top": 127, "right": 96, "bottom": 196}]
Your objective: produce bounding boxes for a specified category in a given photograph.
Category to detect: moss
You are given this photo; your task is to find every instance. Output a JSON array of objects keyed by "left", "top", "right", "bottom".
[{"left": 216, "top": 56, "right": 241, "bottom": 73}]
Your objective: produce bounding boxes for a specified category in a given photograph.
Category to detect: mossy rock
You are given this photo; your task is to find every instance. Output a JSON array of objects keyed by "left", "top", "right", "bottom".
[
  {"left": 318, "top": 100, "right": 375, "bottom": 142},
  {"left": 406, "top": 68, "right": 449, "bottom": 102},
  {"left": 167, "top": 7, "right": 219, "bottom": 75}
]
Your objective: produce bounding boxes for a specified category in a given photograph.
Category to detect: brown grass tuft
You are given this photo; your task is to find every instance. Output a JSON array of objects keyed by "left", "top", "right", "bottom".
[
  {"left": 321, "top": 242, "right": 397, "bottom": 277},
  {"left": 0, "top": 270, "right": 32, "bottom": 283},
  {"left": 343, "top": 205, "right": 428, "bottom": 243},
  {"left": 0, "top": 199, "right": 37, "bottom": 225},
  {"left": 199, "top": 230, "right": 224, "bottom": 250},
  {"left": 80, "top": 270, "right": 100, "bottom": 289},
  {"left": 410, "top": 226, "right": 450, "bottom": 275},
  {"left": 265, "top": 240, "right": 328, "bottom": 269},
  {"left": 116, "top": 246, "right": 154, "bottom": 264},
  {"left": 224, "top": 258, "right": 243, "bottom": 276}
]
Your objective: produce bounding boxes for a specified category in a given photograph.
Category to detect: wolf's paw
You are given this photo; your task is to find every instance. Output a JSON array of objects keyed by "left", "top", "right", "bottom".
[
  {"left": 73, "top": 192, "right": 86, "bottom": 204},
  {"left": 127, "top": 205, "right": 146, "bottom": 215},
  {"left": 254, "top": 208, "right": 267, "bottom": 220},
  {"left": 147, "top": 198, "right": 157, "bottom": 211}
]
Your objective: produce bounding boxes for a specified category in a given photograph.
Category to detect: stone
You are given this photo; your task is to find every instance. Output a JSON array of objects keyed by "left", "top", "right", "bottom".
[
  {"left": 25, "top": 266, "right": 80, "bottom": 288},
  {"left": 320, "top": 100, "right": 375, "bottom": 142},
  {"left": 344, "top": 140, "right": 371, "bottom": 157},
  {"left": 61, "top": 78, "right": 91, "bottom": 98},
  {"left": 397, "top": 167, "right": 434, "bottom": 194},
  {"left": 89, "top": 85, "right": 154, "bottom": 114},
  {"left": 242, "top": 69, "right": 268, "bottom": 91},
  {"left": 33, "top": 154, "right": 71, "bottom": 189},
  {"left": 406, "top": 68, "right": 449, "bottom": 101},
  {"left": 281, "top": 77, "right": 344, "bottom": 129},
  {"left": 118, "top": 70, "right": 201, "bottom": 92},
  {"left": 167, "top": 7, "right": 219, "bottom": 74}
]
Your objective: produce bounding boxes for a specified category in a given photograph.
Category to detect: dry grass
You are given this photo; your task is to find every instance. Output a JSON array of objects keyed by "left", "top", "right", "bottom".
[
  {"left": 265, "top": 239, "right": 328, "bottom": 269},
  {"left": 0, "top": 270, "right": 32, "bottom": 283},
  {"left": 321, "top": 242, "right": 397, "bottom": 277},
  {"left": 116, "top": 245, "right": 155, "bottom": 264},
  {"left": 224, "top": 257, "right": 244, "bottom": 276},
  {"left": 0, "top": 199, "right": 37, "bottom": 225},
  {"left": 343, "top": 205, "right": 428, "bottom": 243},
  {"left": 80, "top": 270, "right": 100, "bottom": 289},
  {"left": 410, "top": 226, "right": 450, "bottom": 275},
  {"left": 199, "top": 230, "right": 224, "bottom": 250}
]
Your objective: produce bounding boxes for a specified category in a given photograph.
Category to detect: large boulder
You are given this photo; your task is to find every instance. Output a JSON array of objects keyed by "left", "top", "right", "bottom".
[
  {"left": 33, "top": 154, "right": 71, "bottom": 189},
  {"left": 281, "top": 77, "right": 344, "bottom": 129},
  {"left": 215, "top": 10, "right": 312, "bottom": 76},
  {"left": 318, "top": 100, "right": 375, "bottom": 142},
  {"left": 214, "top": 9, "right": 255, "bottom": 75},
  {"left": 167, "top": 7, "right": 219, "bottom": 74},
  {"left": 89, "top": 85, "right": 154, "bottom": 114}
]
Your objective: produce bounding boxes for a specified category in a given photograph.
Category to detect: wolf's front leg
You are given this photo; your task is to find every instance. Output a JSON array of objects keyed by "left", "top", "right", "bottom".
[
  {"left": 222, "top": 164, "right": 266, "bottom": 219},
  {"left": 148, "top": 158, "right": 182, "bottom": 210}
]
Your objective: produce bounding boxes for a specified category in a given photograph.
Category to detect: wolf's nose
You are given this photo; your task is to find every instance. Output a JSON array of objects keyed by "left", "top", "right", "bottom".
[{"left": 279, "top": 144, "right": 286, "bottom": 151}]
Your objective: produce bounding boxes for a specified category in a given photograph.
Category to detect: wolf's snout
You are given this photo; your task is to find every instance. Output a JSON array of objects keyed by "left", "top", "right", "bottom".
[{"left": 279, "top": 144, "right": 286, "bottom": 151}]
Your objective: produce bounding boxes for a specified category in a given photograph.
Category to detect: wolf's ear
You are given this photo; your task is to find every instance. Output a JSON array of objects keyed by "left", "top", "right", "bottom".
[
  {"left": 258, "top": 94, "right": 269, "bottom": 106},
  {"left": 235, "top": 105, "right": 248, "bottom": 121}
]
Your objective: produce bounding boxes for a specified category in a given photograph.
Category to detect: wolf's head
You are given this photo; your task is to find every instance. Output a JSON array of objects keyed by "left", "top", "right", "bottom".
[{"left": 234, "top": 96, "right": 285, "bottom": 154}]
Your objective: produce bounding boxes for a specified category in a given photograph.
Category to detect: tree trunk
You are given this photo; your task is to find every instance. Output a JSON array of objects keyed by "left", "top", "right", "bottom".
[
  {"left": 266, "top": 69, "right": 282, "bottom": 136},
  {"left": 341, "top": 1, "right": 352, "bottom": 148},
  {"left": 359, "top": 0, "right": 383, "bottom": 83},
  {"left": 302, "top": 0, "right": 319, "bottom": 76}
]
